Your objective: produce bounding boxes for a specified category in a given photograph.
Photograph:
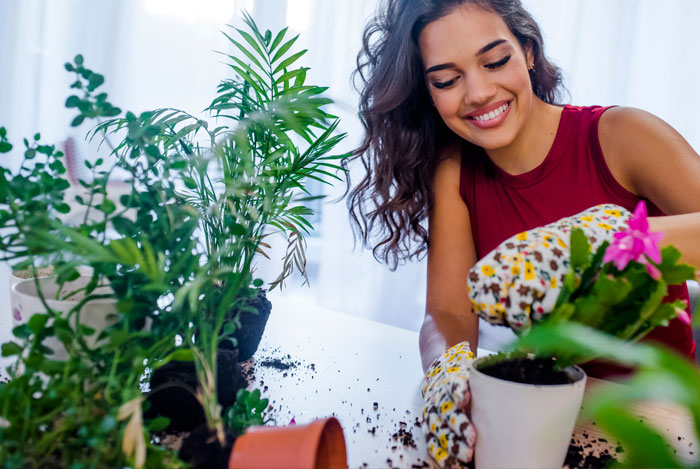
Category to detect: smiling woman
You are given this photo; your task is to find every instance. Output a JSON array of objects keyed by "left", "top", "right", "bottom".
[{"left": 347, "top": 1, "right": 700, "bottom": 466}]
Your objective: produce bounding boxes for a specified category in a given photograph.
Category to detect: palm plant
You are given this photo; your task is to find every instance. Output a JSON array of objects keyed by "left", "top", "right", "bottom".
[{"left": 0, "top": 12, "right": 347, "bottom": 466}]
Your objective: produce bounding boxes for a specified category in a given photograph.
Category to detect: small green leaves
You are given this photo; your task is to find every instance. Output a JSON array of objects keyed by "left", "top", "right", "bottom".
[
  {"left": 1, "top": 342, "right": 22, "bottom": 357},
  {"left": 65, "top": 95, "right": 81, "bottom": 108},
  {"left": 27, "top": 314, "right": 49, "bottom": 335},
  {"left": 224, "top": 388, "right": 270, "bottom": 433},
  {"left": 12, "top": 324, "right": 31, "bottom": 339},
  {"left": 0, "top": 139, "right": 12, "bottom": 153},
  {"left": 569, "top": 228, "right": 590, "bottom": 270}
]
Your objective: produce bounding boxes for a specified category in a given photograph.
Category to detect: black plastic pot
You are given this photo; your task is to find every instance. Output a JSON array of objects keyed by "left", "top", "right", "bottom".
[
  {"left": 145, "top": 348, "right": 247, "bottom": 431},
  {"left": 220, "top": 289, "right": 272, "bottom": 361}
]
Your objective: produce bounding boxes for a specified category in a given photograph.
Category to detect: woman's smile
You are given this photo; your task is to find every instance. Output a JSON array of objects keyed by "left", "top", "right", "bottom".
[
  {"left": 419, "top": 4, "right": 534, "bottom": 151},
  {"left": 464, "top": 100, "right": 512, "bottom": 129}
]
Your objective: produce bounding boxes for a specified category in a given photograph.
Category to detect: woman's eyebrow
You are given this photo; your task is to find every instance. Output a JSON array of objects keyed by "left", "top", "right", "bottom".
[
  {"left": 425, "top": 62, "right": 457, "bottom": 74},
  {"left": 424, "top": 39, "right": 509, "bottom": 74},
  {"left": 477, "top": 39, "right": 507, "bottom": 56}
]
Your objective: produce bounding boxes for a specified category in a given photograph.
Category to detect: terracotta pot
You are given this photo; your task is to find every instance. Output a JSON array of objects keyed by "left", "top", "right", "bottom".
[
  {"left": 469, "top": 355, "right": 587, "bottom": 469},
  {"left": 229, "top": 417, "right": 347, "bottom": 469}
]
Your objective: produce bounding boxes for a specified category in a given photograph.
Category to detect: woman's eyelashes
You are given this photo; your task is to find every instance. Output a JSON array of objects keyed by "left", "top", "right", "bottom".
[
  {"left": 430, "top": 55, "right": 512, "bottom": 89},
  {"left": 432, "top": 78, "right": 457, "bottom": 89},
  {"left": 484, "top": 54, "right": 511, "bottom": 69}
]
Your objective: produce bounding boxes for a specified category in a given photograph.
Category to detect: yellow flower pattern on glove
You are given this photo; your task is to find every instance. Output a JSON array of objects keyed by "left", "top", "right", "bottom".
[
  {"left": 466, "top": 204, "right": 631, "bottom": 332},
  {"left": 422, "top": 341, "right": 476, "bottom": 467}
]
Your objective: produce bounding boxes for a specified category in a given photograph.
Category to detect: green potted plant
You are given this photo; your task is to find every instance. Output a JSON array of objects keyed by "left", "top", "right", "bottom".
[
  {"left": 465, "top": 203, "right": 695, "bottom": 468},
  {"left": 518, "top": 322, "right": 700, "bottom": 468},
  {"left": 0, "top": 12, "right": 347, "bottom": 468}
]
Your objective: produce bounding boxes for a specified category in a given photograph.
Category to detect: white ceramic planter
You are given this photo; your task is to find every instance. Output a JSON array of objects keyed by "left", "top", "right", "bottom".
[
  {"left": 10, "top": 274, "right": 116, "bottom": 360},
  {"left": 469, "top": 356, "right": 587, "bottom": 469},
  {"left": 9, "top": 266, "right": 92, "bottom": 325}
]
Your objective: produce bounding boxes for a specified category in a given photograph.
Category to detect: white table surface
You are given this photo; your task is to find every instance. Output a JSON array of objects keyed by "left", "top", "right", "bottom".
[
  {"left": 250, "top": 292, "right": 455, "bottom": 468},
  {"left": 2, "top": 285, "right": 697, "bottom": 467}
]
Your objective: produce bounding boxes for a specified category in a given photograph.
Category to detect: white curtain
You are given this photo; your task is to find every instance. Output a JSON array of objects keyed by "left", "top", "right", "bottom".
[{"left": 1, "top": 0, "right": 699, "bottom": 349}]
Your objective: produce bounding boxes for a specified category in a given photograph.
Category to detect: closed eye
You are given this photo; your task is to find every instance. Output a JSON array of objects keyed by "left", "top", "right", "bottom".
[
  {"left": 485, "top": 54, "right": 511, "bottom": 69},
  {"left": 432, "top": 78, "right": 458, "bottom": 89}
]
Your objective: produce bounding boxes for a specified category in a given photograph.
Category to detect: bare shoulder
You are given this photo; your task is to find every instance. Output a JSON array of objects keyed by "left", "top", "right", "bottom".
[
  {"left": 599, "top": 106, "right": 700, "bottom": 212},
  {"left": 433, "top": 145, "right": 462, "bottom": 190},
  {"left": 599, "top": 106, "right": 685, "bottom": 144}
]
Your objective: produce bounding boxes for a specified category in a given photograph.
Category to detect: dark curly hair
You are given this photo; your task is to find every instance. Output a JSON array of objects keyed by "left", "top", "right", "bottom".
[{"left": 346, "top": 0, "right": 566, "bottom": 269}]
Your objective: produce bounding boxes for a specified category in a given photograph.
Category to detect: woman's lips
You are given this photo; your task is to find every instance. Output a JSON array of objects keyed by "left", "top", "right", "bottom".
[{"left": 465, "top": 101, "right": 511, "bottom": 129}]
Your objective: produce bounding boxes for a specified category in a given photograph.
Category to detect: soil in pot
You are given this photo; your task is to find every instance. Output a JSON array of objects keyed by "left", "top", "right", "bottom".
[
  {"left": 145, "top": 348, "right": 247, "bottom": 431},
  {"left": 219, "top": 289, "right": 272, "bottom": 361},
  {"left": 179, "top": 422, "right": 237, "bottom": 469},
  {"left": 477, "top": 356, "right": 574, "bottom": 385}
]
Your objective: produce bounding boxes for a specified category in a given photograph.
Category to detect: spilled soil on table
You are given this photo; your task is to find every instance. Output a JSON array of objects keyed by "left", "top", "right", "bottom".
[{"left": 564, "top": 433, "right": 620, "bottom": 468}]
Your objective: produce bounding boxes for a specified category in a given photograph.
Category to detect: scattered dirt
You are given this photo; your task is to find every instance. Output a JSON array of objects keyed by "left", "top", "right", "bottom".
[
  {"left": 391, "top": 421, "right": 417, "bottom": 449},
  {"left": 564, "top": 435, "right": 620, "bottom": 468},
  {"left": 259, "top": 357, "right": 296, "bottom": 370}
]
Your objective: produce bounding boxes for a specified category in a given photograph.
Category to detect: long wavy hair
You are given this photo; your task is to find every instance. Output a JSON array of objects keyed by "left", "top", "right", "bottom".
[{"left": 346, "top": 0, "right": 566, "bottom": 269}]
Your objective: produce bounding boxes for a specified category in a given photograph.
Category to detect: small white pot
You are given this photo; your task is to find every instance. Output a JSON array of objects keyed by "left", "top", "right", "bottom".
[
  {"left": 469, "top": 356, "right": 586, "bottom": 469},
  {"left": 10, "top": 274, "right": 116, "bottom": 360},
  {"left": 9, "top": 266, "right": 93, "bottom": 325}
]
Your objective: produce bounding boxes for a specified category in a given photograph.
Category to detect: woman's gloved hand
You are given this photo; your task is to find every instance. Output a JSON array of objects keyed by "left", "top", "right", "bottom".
[
  {"left": 467, "top": 204, "right": 631, "bottom": 332},
  {"left": 421, "top": 341, "right": 475, "bottom": 467}
]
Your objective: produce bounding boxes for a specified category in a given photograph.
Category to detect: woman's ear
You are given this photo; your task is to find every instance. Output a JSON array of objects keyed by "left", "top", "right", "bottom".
[{"left": 525, "top": 43, "right": 535, "bottom": 69}]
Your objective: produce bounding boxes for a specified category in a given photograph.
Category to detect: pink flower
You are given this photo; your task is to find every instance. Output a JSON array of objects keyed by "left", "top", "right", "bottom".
[{"left": 603, "top": 201, "right": 664, "bottom": 279}]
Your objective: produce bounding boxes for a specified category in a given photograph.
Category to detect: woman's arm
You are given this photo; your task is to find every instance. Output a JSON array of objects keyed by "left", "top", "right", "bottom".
[
  {"left": 420, "top": 151, "right": 479, "bottom": 372},
  {"left": 599, "top": 107, "right": 700, "bottom": 267}
]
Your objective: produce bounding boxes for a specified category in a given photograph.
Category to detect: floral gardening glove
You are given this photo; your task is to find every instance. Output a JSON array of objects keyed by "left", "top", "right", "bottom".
[
  {"left": 422, "top": 341, "right": 476, "bottom": 467},
  {"left": 467, "top": 204, "right": 631, "bottom": 332}
]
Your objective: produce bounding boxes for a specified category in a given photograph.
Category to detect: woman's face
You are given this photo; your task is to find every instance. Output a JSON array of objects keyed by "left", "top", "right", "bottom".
[{"left": 418, "top": 4, "right": 533, "bottom": 151}]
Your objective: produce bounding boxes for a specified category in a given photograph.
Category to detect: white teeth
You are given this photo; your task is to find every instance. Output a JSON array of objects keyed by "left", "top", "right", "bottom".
[{"left": 472, "top": 102, "right": 509, "bottom": 121}]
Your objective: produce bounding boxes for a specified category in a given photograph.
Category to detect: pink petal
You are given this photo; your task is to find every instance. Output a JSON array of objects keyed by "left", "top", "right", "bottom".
[
  {"left": 628, "top": 201, "right": 649, "bottom": 232},
  {"left": 645, "top": 263, "right": 662, "bottom": 280},
  {"left": 678, "top": 310, "right": 691, "bottom": 325},
  {"left": 642, "top": 233, "right": 664, "bottom": 264}
]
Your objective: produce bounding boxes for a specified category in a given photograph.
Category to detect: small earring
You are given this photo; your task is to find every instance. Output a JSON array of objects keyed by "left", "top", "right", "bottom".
[{"left": 528, "top": 62, "right": 535, "bottom": 71}]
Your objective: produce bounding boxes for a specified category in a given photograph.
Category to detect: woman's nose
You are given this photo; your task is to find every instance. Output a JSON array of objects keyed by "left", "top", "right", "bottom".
[{"left": 463, "top": 71, "right": 497, "bottom": 106}]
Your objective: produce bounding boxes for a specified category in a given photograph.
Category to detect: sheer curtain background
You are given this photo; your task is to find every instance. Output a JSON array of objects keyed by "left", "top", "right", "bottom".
[{"left": 1, "top": 0, "right": 699, "bottom": 350}]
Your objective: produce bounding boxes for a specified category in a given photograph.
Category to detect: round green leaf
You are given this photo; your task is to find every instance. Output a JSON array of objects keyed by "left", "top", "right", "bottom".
[
  {"left": 1, "top": 342, "right": 22, "bottom": 357},
  {"left": 65, "top": 95, "right": 81, "bottom": 108},
  {"left": 54, "top": 203, "right": 71, "bottom": 214}
]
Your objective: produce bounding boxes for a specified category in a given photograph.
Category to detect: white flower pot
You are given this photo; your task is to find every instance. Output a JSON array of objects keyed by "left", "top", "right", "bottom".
[
  {"left": 10, "top": 274, "right": 116, "bottom": 360},
  {"left": 469, "top": 356, "right": 586, "bottom": 469},
  {"left": 9, "top": 266, "right": 93, "bottom": 325}
]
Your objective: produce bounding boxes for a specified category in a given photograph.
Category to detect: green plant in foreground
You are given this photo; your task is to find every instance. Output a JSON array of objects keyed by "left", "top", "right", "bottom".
[
  {"left": 0, "top": 12, "right": 346, "bottom": 468},
  {"left": 539, "top": 226, "right": 694, "bottom": 367},
  {"left": 223, "top": 388, "right": 271, "bottom": 434},
  {"left": 517, "top": 323, "right": 700, "bottom": 468}
]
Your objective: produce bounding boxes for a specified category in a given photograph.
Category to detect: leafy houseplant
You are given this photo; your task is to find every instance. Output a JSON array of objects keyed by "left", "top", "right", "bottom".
[
  {"left": 0, "top": 12, "right": 347, "bottom": 468},
  {"left": 468, "top": 203, "right": 696, "bottom": 468},
  {"left": 518, "top": 323, "right": 700, "bottom": 468}
]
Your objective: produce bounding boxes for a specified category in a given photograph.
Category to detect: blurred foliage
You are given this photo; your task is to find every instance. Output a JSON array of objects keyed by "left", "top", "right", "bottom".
[
  {"left": 517, "top": 323, "right": 700, "bottom": 468},
  {"left": 0, "top": 12, "right": 346, "bottom": 467}
]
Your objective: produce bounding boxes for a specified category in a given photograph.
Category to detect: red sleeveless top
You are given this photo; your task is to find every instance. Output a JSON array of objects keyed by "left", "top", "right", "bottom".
[{"left": 459, "top": 105, "right": 696, "bottom": 376}]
